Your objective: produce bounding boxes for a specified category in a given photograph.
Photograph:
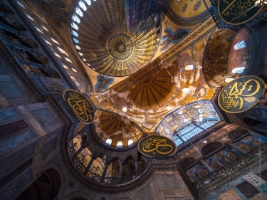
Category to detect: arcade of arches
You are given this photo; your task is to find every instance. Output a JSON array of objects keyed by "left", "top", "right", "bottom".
[{"left": 1, "top": 0, "right": 267, "bottom": 199}]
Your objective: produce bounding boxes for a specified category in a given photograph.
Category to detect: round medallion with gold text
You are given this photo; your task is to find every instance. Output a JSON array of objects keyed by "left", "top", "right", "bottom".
[
  {"left": 218, "top": 76, "right": 266, "bottom": 113},
  {"left": 138, "top": 135, "right": 177, "bottom": 158},
  {"left": 63, "top": 89, "right": 95, "bottom": 123}
]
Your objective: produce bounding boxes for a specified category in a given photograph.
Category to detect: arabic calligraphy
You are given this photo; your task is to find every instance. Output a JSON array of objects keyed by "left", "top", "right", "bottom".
[
  {"left": 138, "top": 135, "right": 177, "bottom": 157},
  {"left": 218, "top": 0, "right": 263, "bottom": 25},
  {"left": 63, "top": 89, "right": 95, "bottom": 123},
  {"left": 218, "top": 76, "right": 266, "bottom": 113}
]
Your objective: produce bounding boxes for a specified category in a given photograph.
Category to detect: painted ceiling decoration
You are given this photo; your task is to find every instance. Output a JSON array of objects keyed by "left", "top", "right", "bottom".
[
  {"left": 160, "top": 28, "right": 190, "bottom": 52},
  {"left": 93, "top": 110, "right": 143, "bottom": 147},
  {"left": 156, "top": 100, "right": 220, "bottom": 146},
  {"left": 70, "top": 0, "right": 169, "bottom": 77}
]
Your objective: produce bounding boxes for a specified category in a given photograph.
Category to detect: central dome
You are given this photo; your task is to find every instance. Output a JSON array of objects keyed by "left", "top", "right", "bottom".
[
  {"left": 70, "top": 0, "right": 165, "bottom": 77},
  {"left": 108, "top": 33, "right": 133, "bottom": 60}
]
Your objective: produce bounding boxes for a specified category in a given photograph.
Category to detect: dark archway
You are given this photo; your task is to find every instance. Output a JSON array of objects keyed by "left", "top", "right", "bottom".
[{"left": 16, "top": 169, "right": 61, "bottom": 200}]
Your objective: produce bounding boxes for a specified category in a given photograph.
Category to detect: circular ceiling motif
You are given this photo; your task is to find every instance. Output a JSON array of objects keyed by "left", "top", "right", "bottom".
[
  {"left": 70, "top": 0, "right": 163, "bottom": 77},
  {"left": 108, "top": 33, "right": 133, "bottom": 60}
]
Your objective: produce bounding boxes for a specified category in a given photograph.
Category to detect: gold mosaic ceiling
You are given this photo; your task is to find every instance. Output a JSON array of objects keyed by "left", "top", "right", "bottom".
[{"left": 70, "top": 0, "right": 162, "bottom": 77}]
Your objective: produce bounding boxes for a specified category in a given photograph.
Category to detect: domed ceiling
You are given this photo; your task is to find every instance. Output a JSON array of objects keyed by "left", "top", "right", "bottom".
[
  {"left": 70, "top": 0, "right": 168, "bottom": 77},
  {"left": 93, "top": 110, "right": 143, "bottom": 147}
]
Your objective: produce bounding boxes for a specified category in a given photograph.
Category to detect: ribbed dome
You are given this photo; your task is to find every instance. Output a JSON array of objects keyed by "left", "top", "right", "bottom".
[{"left": 70, "top": 0, "right": 167, "bottom": 77}]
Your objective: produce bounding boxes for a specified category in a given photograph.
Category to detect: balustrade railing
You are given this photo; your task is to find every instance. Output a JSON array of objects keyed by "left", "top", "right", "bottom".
[
  {"left": 194, "top": 142, "right": 267, "bottom": 190},
  {"left": 68, "top": 144, "right": 150, "bottom": 185}
]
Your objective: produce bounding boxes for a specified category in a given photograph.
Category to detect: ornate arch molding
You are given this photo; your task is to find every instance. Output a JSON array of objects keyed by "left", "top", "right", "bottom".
[
  {"left": 61, "top": 123, "right": 180, "bottom": 193},
  {"left": 43, "top": 161, "right": 65, "bottom": 199}
]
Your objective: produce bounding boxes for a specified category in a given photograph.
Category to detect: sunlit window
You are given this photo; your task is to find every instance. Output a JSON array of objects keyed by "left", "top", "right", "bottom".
[
  {"left": 71, "top": 23, "right": 79, "bottom": 30},
  {"left": 65, "top": 57, "right": 72, "bottom": 63},
  {"left": 73, "top": 38, "right": 79, "bottom": 44},
  {"left": 72, "top": 68, "right": 77, "bottom": 73},
  {"left": 225, "top": 78, "right": 235, "bottom": 83},
  {"left": 44, "top": 39, "right": 52, "bottom": 46},
  {"left": 182, "top": 88, "right": 190, "bottom": 94},
  {"left": 36, "top": 27, "right": 43, "bottom": 33},
  {"left": 122, "top": 107, "right": 127, "bottom": 112},
  {"left": 79, "top": 1, "right": 87, "bottom": 11},
  {"left": 75, "top": 45, "right": 81, "bottom": 50},
  {"left": 117, "top": 141, "right": 123, "bottom": 147},
  {"left": 172, "top": 120, "right": 219, "bottom": 146},
  {"left": 57, "top": 47, "right": 69, "bottom": 56},
  {"left": 51, "top": 38, "right": 59, "bottom": 45},
  {"left": 63, "top": 65, "right": 69, "bottom": 69},
  {"left": 78, "top": 52, "right": 83, "bottom": 56},
  {"left": 106, "top": 139, "right": 112, "bottom": 145},
  {"left": 232, "top": 66, "right": 245, "bottom": 74},
  {"left": 82, "top": 58, "right": 86, "bottom": 62},
  {"left": 76, "top": 8, "right": 83, "bottom": 17},
  {"left": 84, "top": 0, "right": 91, "bottom": 5},
  {"left": 234, "top": 40, "right": 246, "bottom": 50},
  {"left": 185, "top": 65, "right": 194, "bottom": 70},
  {"left": 26, "top": 14, "right": 34, "bottom": 21},
  {"left": 128, "top": 139, "right": 133, "bottom": 146},
  {"left": 17, "top": 1, "right": 25, "bottom": 8},
  {"left": 71, "top": 30, "right": 78, "bottom": 37},
  {"left": 72, "top": 15, "right": 80, "bottom": 24},
  {"left": 42, "top": 26, "right": 48, "bottom": 31},
  {"left": 54, "top": 53, "right": 61, "bottom": 58}
]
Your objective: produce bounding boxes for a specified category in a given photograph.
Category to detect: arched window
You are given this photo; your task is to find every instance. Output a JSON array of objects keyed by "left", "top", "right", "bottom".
[
  {"left": 232, "top": 66, "right": 245, "bottom": 74},
  {"left": 72, "top": 15, "right": 81, "bottom": 24},
  {"left": 84, "top": 0, "right": 92, "bottom": 6},
  {"left": 128, "top": 139, "right": 133, "bottom": 146},
  {"left": 71, "top": 30, "right": 79, "bottom": 37},
  {"left": 105, "top": 138, "right": 112, "bottom": 145},
  {"left": 79, "top": 1, "right": 87, "bottom": 11},
  {"left": 234, "top": 40, "right": 246, "bottom": 50},
  {"left": 117, "top": 141, "right": 123, "bottom": 148},
  {"left": 75, "top": 8, "right": 83, "bottom": 17},
  {"left": 225, "top": 78, "right": 235, "bottom": 83},
  {"left": 185, "top": 65, "right": 194, "bottom": 70}
]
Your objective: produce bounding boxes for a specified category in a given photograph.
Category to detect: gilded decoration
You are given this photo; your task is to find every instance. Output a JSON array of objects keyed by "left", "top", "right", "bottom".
[
  {"left": 218, "top": 76, "right": 266, "bottom": 113},
  {"left": 218, "top": 0, "right": 263, "bottom": 25},
  {"left": 93, "top": 110, "right": 143, "bottom": 147},
  {"left": 70, "top": 0, "right": 163, "bottom": 77},
  {"left": 138, "top": 135, "right": 177, "bottom": 157},
  {"left": 63, "top": 89, "right": 95, "bottom": 123}
]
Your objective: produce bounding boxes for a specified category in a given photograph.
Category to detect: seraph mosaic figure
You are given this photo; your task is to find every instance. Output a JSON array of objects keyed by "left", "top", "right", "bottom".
[
  {"left": 160, "top": 28, "right": 190, "bottom": 52},
  {"left": 95, "top": 74, "right": 114, "bottom": 93}
]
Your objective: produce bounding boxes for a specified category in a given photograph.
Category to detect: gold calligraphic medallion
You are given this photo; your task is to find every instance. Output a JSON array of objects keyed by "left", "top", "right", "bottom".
[
  {"left": 218, "top": 76, "right": 266, "bottom": 113},
  {"left": 218, "top": 0, "right": 263, "bottom": 25},
  {"left": 138, "top": 135, "right": 177, "bottom": 158},
  {"left": 63, "top": 89, "right": 95, "bottom": 123}
]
